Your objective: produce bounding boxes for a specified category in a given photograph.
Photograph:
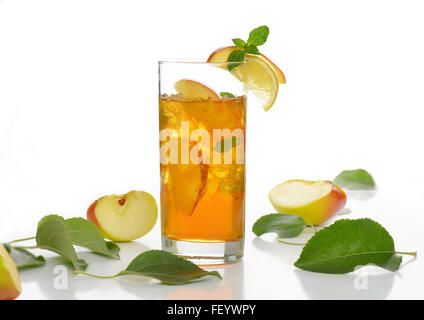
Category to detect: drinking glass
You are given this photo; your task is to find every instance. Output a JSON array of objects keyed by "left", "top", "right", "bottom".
[{"left": 159, "top": 60, "right": 246, "bottom": 264}]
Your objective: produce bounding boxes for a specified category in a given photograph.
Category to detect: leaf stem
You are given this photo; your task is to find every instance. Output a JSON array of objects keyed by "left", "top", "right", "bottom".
[
  {"left": 307, "top": 224, "right": 319, "bottom": 233},
  {"left": 395, "top": 251, "right": 417, "bottom": 257},
  {"left": 11, "top": 245, "right": 39, "bottom": 249},
  {"left": 72, "top": 270, "right": 118, "bottom": 279},
  {"left": 8, "top": 236, "right": 36, "bottom": 244},
  {"left": 278, "top": 239, "right": 306, "bottom": 246}
]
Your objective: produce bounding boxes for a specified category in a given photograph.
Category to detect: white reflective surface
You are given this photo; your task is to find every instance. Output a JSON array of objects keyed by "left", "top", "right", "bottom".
[
  {"left": 6, "top": 184, "right": 424, "bottom": 300},
  {"left": 1, "top": 0, "right": 423, "bottom": 300}
]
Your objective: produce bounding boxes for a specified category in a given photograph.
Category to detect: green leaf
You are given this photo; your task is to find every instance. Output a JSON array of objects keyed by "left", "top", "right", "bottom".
[
  {"left": 245, "top": 44, "right": 259, "bottom": 55},
  {"left": 106, "top": 241, "right": 120, "bottom": 258},
  {"left": 379, "top": 254, "right": 404, "bottom": 272},
  {"left": 64, "top": 218, "right": 120, "bottom": 259},
  {"left": 294, "top": 218, "right": 402, "bottom": 274},
  {"left": 4, "top": 243, "right": 45, "bottom": 270},
  {"left": 232, "top": 38, "right": 246, "bottom": 49},
  {"left": 227, "top": 50, "right": 245, "bottom": 71},
  {"left": 77, "top": 258, "right": 89, "bottom": 270},
  {"left": 252, "top": 214, "right": 306, "bottom": 238},
  {"left": 247, "top": 25, "right": 269, "bottom": 46},
  {"left": 213, "top": 136, "right": 241, "bottom": 153},
  {"left": 333, "top": 169, "right": 376, "bottom": 190},
  {"left": 220, "top": 92, "right": 235, "bottom": 98},
  {"left": 119, "top": 250, "right": 222, "bottom": 285},
  {"left": 35, "top": 215, "right": 83, "bottom": 270},
  {"left": 228, "top": 50, "right": 245, "bottom": 62}
]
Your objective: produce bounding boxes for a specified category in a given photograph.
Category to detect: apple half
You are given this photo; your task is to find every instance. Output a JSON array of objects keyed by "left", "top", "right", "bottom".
[
  {"left": 0, "top": 243, "right": 22, "bottom": 300},
  {"left": 269, "top": 180, "right": 346, "bottom": 225},
  {"left": 87, "top": 190, "right": 158, "bottom": 241}
]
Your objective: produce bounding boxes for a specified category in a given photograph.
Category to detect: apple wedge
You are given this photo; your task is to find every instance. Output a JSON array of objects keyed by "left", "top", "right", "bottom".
[
  {"left": 165, "top": 163, "right": 209, "bottom": 216},
  {"left": 269, "top": 180, "right": 346, "bottom": 225},
  {"left": 0, "top": 243, "right": 22, "bottom": 300},
  {"left": 174, "top": 79, "right": 219, "bottom": 100},
  {"left": 87, "top": 190, "right": 158, "bottom": 242}
]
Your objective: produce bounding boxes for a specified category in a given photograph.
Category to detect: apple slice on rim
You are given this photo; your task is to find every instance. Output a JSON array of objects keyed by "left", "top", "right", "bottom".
[
  {"left": 174, "top": 79, "right": 219, "bottom": 100},
  {"left": 87, "top": 190, "right": 158, "bottom": 242},
  {"left": 207, "top": 46, "right": 286, "bottom": 84},
  {"left": 0, "top": 243, "right": 22, "bottom": 300},
  {"left": 269, "top": 180, "right": 346, "bottom": 226}
]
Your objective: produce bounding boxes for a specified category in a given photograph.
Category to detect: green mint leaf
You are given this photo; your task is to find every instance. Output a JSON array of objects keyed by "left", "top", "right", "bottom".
[
  {"left": 118, "top": 250, "right": 222, "bottom": 285},
  {"left": 220, "top": 92, "right": 235, "bottom": 98},
  {"left": 64, "top": 218, "right": 120, "bottom": 259},
  {"left": 232, "top": 38, "right": 246, "bottom": 49},
  {"left": 252, "top": 214, "right": 306, "bottom": 238},
  {"left": 228, "top": 50, "right": 245, "bottom": 62},
  {"left": 294, "top": 218, "right": 402, "bottom": 274},
  {"left": 334, "top": 169, "right": 376, "bottom": 190},
  {"left": 228, "top": 63, "right": 241, "bottom": 71},
  {"left": 227, "top": 50, "right": 245, "bottom": 71},
  {"left": 4, "top": 243, "right": 45, "bottom": 270},
  {"left": 247, "top": 25, "right": 269, "bottom": 46},
  {"left": 245, "top": 44, "right": 260, "bottom": 55},
  {"left": 213, "top": 136, "right": 241, "bottom": 153},
  {"left": 35, "top": 215, "right": 83, "bottom": 270}
]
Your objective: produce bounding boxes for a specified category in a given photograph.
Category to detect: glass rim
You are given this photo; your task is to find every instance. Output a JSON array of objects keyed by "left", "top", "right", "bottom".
[{"left": 158, "top": 58, "right": 244, "bottom": 66}]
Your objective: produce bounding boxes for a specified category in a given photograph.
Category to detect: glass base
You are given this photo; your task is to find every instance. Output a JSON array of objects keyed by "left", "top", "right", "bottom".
[{"left": 162, "top": 236, "right": 244, "bottom": 265}]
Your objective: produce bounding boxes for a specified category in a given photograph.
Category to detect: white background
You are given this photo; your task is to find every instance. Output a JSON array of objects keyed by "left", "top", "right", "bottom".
[{"left": 1, "top": 0, "right": 423, "bottom": 300}]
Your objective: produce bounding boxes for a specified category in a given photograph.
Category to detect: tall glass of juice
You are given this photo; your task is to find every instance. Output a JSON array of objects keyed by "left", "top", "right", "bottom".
[{"left": 159, "top": 60, "right": 246, "bottom": 264}]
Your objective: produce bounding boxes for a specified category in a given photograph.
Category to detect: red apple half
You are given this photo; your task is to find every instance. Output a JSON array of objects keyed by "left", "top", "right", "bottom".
[
  {"left": 269, "top": 180, "right": 346, "bottom": 225},
  {"left": 87, "top": 190, "right": 158, "bottom": 241}
]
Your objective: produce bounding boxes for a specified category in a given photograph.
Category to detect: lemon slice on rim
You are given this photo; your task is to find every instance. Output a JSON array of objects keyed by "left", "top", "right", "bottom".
[
  {"left": 208, "top": 47, "right": 280, "bottom": 111},
  {"left": 231, "top": 54, "right": 279, "bottom": 111}
]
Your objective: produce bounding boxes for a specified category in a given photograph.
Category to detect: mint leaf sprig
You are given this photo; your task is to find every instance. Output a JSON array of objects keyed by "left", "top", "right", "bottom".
[
  {"left": 220, "top": 92, "right": 235, "bottom": 98},
  {"left": 227, "top": 26, "right": 269, "bottom": 70}
]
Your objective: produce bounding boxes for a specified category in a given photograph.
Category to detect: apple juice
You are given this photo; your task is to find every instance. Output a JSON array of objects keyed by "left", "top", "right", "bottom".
[{"left": 159, "top": 94, "right": 246, "bottom": 242}]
